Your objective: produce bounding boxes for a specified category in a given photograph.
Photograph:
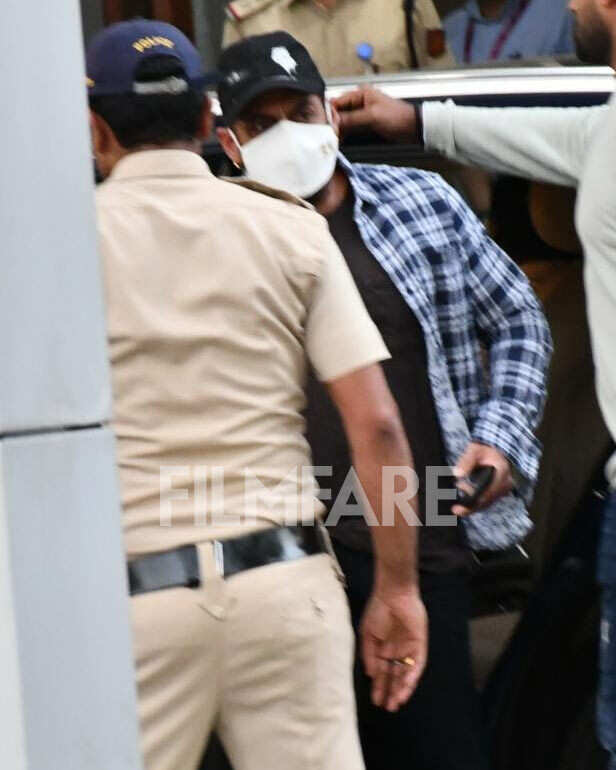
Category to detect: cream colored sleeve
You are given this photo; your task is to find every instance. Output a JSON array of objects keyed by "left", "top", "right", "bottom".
[
  {"left": 305, "top": 240, "right": 390, "bottom": 383},
  {"left": 423, "top": 100, "right": 607, "bottom": 187}
]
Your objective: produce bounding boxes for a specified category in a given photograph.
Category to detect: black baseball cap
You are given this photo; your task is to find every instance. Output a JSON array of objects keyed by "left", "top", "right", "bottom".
[
  {"left": 86, "top": 19, "right": 219, "bottom": 97},
  {"left": 217, "top": 31, "right": 325, "bottom": 125}
]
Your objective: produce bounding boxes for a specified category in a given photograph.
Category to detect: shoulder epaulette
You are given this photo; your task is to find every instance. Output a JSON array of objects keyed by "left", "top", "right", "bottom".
[{"left": 222, "top": 176, "right": 314, "bottom": 210}]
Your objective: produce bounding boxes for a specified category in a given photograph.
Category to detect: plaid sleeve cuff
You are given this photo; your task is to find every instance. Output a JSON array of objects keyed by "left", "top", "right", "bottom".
[{"left": 472, "top": 399, "right": 542, "bottom": 503}]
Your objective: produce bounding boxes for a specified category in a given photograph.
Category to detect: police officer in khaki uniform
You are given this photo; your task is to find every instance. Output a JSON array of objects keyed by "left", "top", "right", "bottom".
[
  {"left": 87, "top": 19, "right": 427, "bottom": 770},
  {"left": 223, "top": 0, "right": 456, "bottom": 75}
]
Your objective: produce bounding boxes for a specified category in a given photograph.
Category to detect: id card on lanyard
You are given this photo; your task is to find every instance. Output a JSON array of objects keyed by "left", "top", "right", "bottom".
[{"left": 464, "top": 0, "right": 531, "bottom": 63}]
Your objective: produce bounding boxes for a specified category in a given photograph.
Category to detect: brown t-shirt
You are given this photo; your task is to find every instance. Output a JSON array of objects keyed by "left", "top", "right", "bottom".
[{"left": 305, "top": 190, "right": 470, "bottom": 574}]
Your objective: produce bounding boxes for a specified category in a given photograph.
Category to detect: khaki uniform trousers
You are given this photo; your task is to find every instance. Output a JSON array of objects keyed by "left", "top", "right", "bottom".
[{"left": 131, "top": 547, "right": 365, "bottom": 770}]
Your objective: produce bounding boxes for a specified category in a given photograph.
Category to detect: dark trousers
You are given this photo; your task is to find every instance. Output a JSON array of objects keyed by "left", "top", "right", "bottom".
[{"left": 333, "top": 540, "right": 491, "bottom": 770}]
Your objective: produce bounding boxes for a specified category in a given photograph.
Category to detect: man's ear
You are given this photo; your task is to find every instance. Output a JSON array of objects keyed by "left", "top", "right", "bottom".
[
  {"left": 216, "top": 127, "right": 243, "bottom": 168},
  {"left": 89, "top": 109, "right": 128, "bottom": 177},
  {"left": 89, "top": 110, "right": 110, "bottom": 157},
  {"left": 328, "top": 101, "right": 341, "bottom": 138}
]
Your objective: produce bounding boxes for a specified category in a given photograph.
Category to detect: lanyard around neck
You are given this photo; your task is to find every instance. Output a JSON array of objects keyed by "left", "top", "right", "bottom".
[{"left": 464, "top": 0, "right": 531, "bottom": 64}]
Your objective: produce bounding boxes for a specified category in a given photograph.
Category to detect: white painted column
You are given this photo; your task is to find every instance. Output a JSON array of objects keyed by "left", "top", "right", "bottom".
[{"left": 0, "top": 2, "right": 142, "bottom": 768}]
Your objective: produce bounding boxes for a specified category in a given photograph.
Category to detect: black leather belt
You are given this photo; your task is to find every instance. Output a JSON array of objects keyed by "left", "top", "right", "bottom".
[{"left": 128, "top": 525, "right": 328, "bottom": 596}]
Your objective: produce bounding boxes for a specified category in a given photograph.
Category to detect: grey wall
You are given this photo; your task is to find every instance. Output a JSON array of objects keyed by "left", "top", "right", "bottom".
[
  {"left": 2, "top": 3, "right": 111, "bottom": 434},
  {"left": 0, "top": 1, "right": 142, "bottom": 767}
]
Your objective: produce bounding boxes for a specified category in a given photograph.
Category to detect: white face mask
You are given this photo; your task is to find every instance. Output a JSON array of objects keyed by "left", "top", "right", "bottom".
[{"left": 231, "top": 109, "right": 339, "bottom": 199}]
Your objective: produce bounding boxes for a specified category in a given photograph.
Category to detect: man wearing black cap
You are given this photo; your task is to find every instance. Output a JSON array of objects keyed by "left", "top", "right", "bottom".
[
  {"left": 87, "top": 17, "right": 428, "bottom": 770},
  {"left": 216, "top": 31, "right": 552, "bottom": 770}
]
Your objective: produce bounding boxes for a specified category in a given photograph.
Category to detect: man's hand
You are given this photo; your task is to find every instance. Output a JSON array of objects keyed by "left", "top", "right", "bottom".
[
  {"left": 360, "top": 586, "right": 428, "bottom": 712},
  {"left": 452, "top": 442, "right": 514, "bottom": 516},
  {"left": 327, "top": 365, "right": 425, "bottom": 709},
  {"left": 332, "top": 86, "right": 419, "bottom": 143}
]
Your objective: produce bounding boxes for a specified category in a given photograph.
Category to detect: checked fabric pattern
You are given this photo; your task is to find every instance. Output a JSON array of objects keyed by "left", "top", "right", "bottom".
[{"left": 340, "top": 155, "right": 553, "bottom": 550}]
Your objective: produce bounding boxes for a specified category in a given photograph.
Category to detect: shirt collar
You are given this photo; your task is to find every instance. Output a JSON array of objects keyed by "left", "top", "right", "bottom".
[
  {"left": 466, "top": 0, "right": 518, "bottom": 23},
  {"left": 337, "top": 153, "right": 380, "bottom": 206},
  {"left": 110, "top": 149, "right": 214, "bottom": 182}
]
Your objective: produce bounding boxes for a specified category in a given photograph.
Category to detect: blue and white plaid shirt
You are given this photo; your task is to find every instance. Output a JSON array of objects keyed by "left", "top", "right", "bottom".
[{"left": 340, "top": 155, "right": 553, "bottom": 550}]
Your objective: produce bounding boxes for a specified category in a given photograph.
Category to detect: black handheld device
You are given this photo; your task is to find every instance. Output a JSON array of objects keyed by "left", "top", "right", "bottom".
[{"left": 456, "top": 465, "right": 496, "bottom": 508}]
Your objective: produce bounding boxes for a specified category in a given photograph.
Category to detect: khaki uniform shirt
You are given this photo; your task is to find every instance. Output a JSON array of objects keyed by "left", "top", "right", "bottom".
[
  {"left": 95, "top": 150, "right": 389, "bottom": 558},
  {"left": 223, "top": 0, "right": 456, "bottom": 76}
]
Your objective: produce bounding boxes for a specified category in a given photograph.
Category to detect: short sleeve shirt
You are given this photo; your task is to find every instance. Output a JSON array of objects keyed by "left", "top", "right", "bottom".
[
  {"left": 95, "top": 150, "right": 388, "bottom": 558},
  {"left": 444, "top": 0, "right": 574, "bottom": 64}
]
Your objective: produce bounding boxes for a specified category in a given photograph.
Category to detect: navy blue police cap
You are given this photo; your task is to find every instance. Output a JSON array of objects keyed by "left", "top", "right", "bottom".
[{"left": 86, "top": 19, "right": 219, "bottom": 96}]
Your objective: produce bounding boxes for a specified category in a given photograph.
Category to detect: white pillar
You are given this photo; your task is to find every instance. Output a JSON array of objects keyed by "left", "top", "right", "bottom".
[{"left": 0, "top": 2, "right": 142, "bottom": 768}]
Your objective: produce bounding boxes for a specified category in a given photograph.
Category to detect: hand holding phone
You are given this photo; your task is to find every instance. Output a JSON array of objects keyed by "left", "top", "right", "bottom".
[{"left": 455, "top": 465, "right": 496, "bottom": 509}]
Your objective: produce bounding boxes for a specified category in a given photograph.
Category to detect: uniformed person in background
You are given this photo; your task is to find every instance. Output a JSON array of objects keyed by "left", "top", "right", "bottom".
[
  {"left": 444, "top": 0, "right": 574, "bottom": 64},
  {"left": 223, "top": 0, "right": 456, "bottom": 75}
]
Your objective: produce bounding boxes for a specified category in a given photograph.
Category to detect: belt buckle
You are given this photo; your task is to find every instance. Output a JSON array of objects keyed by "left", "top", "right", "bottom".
[{"left": 213, "top": 540, "right": 225, "bottom": 577}]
